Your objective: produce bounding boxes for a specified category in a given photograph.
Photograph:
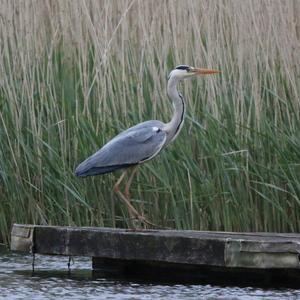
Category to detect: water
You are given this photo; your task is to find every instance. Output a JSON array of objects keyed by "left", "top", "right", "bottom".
[{"left": 1, "top": 247, "right": 300, "bottom": 300}]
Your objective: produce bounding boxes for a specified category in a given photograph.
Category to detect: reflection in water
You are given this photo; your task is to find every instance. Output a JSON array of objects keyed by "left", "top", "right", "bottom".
[{"left": 0, "top": 247, "right": 300, "bottom": 300}]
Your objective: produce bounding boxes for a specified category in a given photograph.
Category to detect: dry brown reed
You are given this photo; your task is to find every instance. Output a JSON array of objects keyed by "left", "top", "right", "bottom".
[{"left": 0, "top": 0, "right": 300, "bottom": 243}]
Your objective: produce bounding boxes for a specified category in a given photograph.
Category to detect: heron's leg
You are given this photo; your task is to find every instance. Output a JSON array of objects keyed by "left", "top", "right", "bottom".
[
  {"left": 113, "top": 168, "right": 137, "bottom": 222},
  {"left": 124, "top": 165, "right": 138, "bottom": 199},
  {"left": 123, "top": 166, "right": 149, "bottom": 227},
  {"left": 113, "top": 169, "right": 127, "bottom": 193},
  {"left": 113, "top": 167, "right": 161, "bottom": 229},
  {"left": 115, "top": 189, "right": 142, "bottom": 219},
  {"left": 116, "top": 190, "right": 159, "bottom": 228},
  {"left": 123, "top": 166, "right": 147, "bottom": 228}
]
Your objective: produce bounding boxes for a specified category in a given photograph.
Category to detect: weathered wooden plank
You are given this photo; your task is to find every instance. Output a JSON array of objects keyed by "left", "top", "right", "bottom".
[
  {"left": 10, "top": 224, "right": 34, "bottom": 252},
  {"left": 32, "top": 226, "right": 225, "bottom": 266},
  {"left": 10, "top": 224, "right": 300, "bottom": 270}
]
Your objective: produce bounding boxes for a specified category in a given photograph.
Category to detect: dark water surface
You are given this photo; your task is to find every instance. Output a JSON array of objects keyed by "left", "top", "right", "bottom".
[{"left": 1, "top": 247, "right": 300, "bottom": 300}]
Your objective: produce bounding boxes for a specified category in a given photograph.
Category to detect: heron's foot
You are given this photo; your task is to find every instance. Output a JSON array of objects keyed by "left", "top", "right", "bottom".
[
  {"left": 135, "top": 214, "right": 165, "bottom": 229},
  {"left": 114, "top": 185, "right": 166, "bottom": 230},
  {"left": 125, "top": 213, "right": 147, "bottom": 229},
  {"left": 126, "top": 212, "right": 157, "bottom": 229}
]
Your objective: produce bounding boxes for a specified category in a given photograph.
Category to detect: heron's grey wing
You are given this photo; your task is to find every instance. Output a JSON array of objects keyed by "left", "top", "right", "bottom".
[{"left": 75, "top": 125, "right": 166, "bottom": 177}]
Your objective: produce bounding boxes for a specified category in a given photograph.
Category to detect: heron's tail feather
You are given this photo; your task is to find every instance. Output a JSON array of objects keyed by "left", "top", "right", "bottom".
[{"left": 75, "top": 163, "right": 135, "bottom": 177}]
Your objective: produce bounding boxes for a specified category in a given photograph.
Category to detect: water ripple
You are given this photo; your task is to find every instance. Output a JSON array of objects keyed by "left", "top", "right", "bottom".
[{"left": 0, "top": 247, "right": 299, "bottom": 300}]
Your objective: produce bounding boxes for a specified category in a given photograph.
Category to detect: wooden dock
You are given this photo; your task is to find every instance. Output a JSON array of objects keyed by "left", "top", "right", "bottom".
[{"left": 10, "top": 224, "right": 300, "bottom": 286}]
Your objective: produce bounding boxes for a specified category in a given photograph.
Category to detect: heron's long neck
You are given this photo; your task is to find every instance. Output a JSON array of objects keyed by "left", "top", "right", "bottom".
[{"left": 164, "top": 76, "right": 186, "bottom": 143}]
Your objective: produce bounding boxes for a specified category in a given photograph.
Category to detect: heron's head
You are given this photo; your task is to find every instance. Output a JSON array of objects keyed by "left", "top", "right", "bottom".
[{"left": 168, "top": 65, "right": 220, "bottom": 81}]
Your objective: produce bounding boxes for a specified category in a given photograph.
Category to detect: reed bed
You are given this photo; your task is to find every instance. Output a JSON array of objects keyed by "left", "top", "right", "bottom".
[{"left": 0, "top": 0, "right": 300, "bottom": 243}]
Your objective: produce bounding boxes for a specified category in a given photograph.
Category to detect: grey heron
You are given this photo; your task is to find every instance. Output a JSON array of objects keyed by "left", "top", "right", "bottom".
[{"left": 75, "top": 65, "right": 220, "bottom": 227}]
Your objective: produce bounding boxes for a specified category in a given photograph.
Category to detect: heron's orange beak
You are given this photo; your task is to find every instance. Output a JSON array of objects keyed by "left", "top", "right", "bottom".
[{"left": 193, "top": 68, "right": 221, "bottom": 75}]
